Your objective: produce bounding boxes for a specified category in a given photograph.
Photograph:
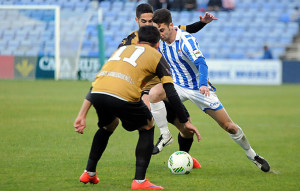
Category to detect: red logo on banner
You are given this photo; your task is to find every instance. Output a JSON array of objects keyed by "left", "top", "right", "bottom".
[{"left": 0, "top": 56, "right": 14, "bottom": 79}]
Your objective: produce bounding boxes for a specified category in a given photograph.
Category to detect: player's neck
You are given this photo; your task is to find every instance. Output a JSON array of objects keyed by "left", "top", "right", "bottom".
[
  {"left": 139, "top": 42, "right": 152, "bottom": 47},
  {"left": 166, "top": 29, "right": 176, "bottom": 44}
]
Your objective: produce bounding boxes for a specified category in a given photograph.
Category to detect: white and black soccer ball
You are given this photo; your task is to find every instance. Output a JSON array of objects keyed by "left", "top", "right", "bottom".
[{"left": 168, "top": 151, "right": 193, "bottom": 175}]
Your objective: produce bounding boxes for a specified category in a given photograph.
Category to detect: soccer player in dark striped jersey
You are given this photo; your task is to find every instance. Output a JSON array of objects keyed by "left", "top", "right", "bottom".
[{"left": 75, "top": 26, "right": 201, "bottom": 190}]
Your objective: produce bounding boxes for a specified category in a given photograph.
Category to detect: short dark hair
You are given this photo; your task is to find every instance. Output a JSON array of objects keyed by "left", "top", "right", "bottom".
[
  {"left": 136, "top": 3, "right": 153, "bottom": 19},
  {"left": 138, "top": 26, "right": 160, "bottom": 46},
  {"left": 152, "top": 8, "right": 172, "bottom": 25}
]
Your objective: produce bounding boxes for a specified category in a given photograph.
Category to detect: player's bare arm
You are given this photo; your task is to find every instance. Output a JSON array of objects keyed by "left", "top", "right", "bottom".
[{"left": 74, "top": 98, "right": 92, "bottom": 134}]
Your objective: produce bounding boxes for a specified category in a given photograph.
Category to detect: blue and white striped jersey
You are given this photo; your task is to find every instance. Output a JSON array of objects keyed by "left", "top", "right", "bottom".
[{"left": 158, "top": 28, "right": 207, "bottom": 90}]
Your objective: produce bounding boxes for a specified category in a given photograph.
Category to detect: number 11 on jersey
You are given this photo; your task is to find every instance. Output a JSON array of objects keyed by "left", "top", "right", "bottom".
[{"left": 108, "top": 46, "right": 145, "bottom": 67}]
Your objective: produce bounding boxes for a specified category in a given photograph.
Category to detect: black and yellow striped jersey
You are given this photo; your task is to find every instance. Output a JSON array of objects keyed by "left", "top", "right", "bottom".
[{"left": 92, "top": 44, "right": 173, "bottom": 102}]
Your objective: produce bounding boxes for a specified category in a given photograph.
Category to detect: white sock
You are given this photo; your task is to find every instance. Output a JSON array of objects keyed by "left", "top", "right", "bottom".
[
  {"left": 230, "top": 126, "right": 256, "bottom": 160},
  {"left": 135, "top": 179, "right": 145, "bottom": 183},
  {"left": 150, "top": 101, "right": 170, "bottom": 138},
  {"left": 85, "top": 170, "right": 96, "bottom": 176}
]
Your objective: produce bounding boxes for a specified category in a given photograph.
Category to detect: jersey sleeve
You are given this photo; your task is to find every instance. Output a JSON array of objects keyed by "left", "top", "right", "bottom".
[
  {"left": 178, "top": 21, "right": 206, "bottom": 33},
  {"left": 155, "top": 56, "right": 173, "bottom": 84},
  {"left": 182, "top": 36, "right": 203, "bottom": 62}
]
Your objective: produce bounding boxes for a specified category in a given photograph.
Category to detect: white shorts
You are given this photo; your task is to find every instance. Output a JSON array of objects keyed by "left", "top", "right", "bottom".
[{"left": 174, "top": 84, "right": 223, "bottom": 111}]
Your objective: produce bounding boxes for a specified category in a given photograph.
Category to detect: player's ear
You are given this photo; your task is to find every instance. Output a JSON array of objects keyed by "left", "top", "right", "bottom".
[
  {"left": 135, "top": 17, "right": 138, "bottom": 24},
  {"left": 169, "top": 22, "right": 174, "bottom": 29}
]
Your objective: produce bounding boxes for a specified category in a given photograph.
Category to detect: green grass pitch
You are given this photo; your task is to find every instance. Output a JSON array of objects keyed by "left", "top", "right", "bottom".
[{"left": 0, "top": 80, "right": 299, "bottom": 191}]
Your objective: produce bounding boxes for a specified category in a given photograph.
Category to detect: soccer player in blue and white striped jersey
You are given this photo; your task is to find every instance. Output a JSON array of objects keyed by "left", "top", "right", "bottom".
[{"left": 150, "top": 8, "right": 271, "bottom": 172}]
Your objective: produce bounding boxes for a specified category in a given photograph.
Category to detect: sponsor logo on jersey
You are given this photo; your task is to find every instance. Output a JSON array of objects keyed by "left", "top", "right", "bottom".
[{"left": 193, "top": 50, "right": 202, "bottom": 58}]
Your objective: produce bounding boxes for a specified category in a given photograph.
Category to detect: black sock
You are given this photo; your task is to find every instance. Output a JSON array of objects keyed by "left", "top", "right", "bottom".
[
  {"left": 178, "top": 133, "right": 193, "bottom": 153},
  {"left": 86, "top": 128, "right": 113, "bottom": 172},
  {"left": 134, "top": 127, "right": 154, "bottom": 180}
]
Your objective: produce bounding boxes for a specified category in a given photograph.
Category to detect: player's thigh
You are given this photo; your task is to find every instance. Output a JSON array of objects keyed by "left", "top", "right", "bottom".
[
  {"left": 91, "top": 94, "right": 118, "bottom": 129},
  {"left": 118, "top": 100, "right": 154, "bottom": 131},
  {"left": 164, "top": 100, "right": 190, "bottom": 125},
  {"left": 189, "top": 90, "right": 223, "bottom": 111},
  {"left": 173, "top": 84, "right": 191, "bottom": 102},
  {"left": 149, "top": 83, "right": 166, "bottom": 103},
  {"left": 141, "top": 93, "right": 150, "bottom": 109},
  {"left": 205, "top": 108, "right": 233, "bottom": 128}
]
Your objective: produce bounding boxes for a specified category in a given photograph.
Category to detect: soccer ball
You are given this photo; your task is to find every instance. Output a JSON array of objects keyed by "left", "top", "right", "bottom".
[{"left": 168, "top": 151, "right": 193, "bottom": 175}]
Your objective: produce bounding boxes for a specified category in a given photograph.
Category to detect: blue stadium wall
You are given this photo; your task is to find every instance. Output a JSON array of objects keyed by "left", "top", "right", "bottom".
[
  {"left": 282, "top": 61, "right": 300, "bottom": 83},
  {"left": 0, "top": 55, "right": 300, "bottom": 84}
]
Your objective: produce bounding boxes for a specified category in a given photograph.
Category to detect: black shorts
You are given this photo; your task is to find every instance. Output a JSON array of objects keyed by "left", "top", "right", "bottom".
[
  {"left": 164, "top": 100, "right": 190, "bottom": 124},
  {"left": 91, "top": 93, "right": 153, "bottom": 131}
]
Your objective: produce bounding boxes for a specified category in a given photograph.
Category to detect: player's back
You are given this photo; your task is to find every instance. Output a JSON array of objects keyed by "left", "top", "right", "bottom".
[{"left": 92, "top": 44, "right": 162, "bottom": 102}]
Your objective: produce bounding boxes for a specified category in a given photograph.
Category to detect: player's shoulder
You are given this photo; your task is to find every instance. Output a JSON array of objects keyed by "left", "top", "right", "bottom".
[
  {"left": 119, "top": 31, "right": 138, "bottom": 47},
  {"left": 140, "top": 44, "right": 162, "bottom": 60},
  {"left": 179, "top": 29, "right": 194, "bottom": 40},
  {"left": 128, "top": 30, "right": 138, "bottom": 38}
]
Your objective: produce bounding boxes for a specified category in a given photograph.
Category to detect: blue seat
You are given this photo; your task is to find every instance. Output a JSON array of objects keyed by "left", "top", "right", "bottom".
[
  {"left": 279, "top": 36, "right": 293, "bottom": 45},
  {"left": 104, "top": 11, "right": 118, "bottom": 22},
  {"left": 88, "top": 51, "right": 99, "bottom": 57},
  {"left": 100, "top": 1, "right": 111, "bottom": 11},
  {"left": 25, "top": 49, "right": 39, "bottom": 56},
  {"left": 105, "top": 47, "right": 115, "bottom": 58},
  {"left": 82, "top": 41, "right": 93, "bottom": 49},
  {"left": 279, "top": 13, "right": 290, "bottom": 23},
  {"left": 111, "top": 1, "right": 124, "bottom": 11},
  {"left": 228, "top": 52, "right": 246, "bottom": 59}
]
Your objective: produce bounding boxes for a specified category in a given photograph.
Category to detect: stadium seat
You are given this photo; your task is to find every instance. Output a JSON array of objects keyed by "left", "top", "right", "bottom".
[
  {"left": 111, "top": 1, "right": 124, "bottom": 11},
  {"left": 228, "top": 52, "right": 246, "bottom": 59},
  {"left": 100, "top": 1, "right": 111, "bottom": 11},
  {"left": 279, "top": 13, "right": 290, "bottom": 23},
  {"left": 0, "top": 0, "right": 298, "bottom": 60}
]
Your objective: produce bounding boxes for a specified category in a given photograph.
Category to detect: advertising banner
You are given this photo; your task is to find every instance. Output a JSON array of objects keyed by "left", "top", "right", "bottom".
[
  {"left": 14, "top": 56, "right": 37, "bottom": 79},
  {"left": 36, "top": 56, "right": 55, "bottom": 79},
  {"left": 78, "top": 57, "right": 100, "bottom": 81},
  {"left": 282, "top": 61, "right": 300, "bottom": 83},
  {"left": 206, "top": 60, "right": 282, "bottom": 85},
  {"left": 35, "top": 56, "right": 100, "bottom": 80},
  {"left": 0, "top": 56, "right": 14, "bottom": 79}
]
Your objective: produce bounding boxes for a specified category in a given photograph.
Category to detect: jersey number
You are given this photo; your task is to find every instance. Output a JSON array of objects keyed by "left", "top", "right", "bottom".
[{"left": 108, "top": 46, "right": 145, "bottom": 67}]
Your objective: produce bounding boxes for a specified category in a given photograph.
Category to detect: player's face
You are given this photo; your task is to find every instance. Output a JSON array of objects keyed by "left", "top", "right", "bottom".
[
  {"left": 153, "top": 23, "right": 173, "bottom": 43},
  {"left": 136, "top": 13, "right": 153, "bottom": 28}
]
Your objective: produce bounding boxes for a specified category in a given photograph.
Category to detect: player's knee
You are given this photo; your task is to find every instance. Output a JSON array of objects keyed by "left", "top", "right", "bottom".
[
  {"left": 180, "top": 129, "right": 194, "bottom": 139},
  {"left": 103, "top": 118, "right": 119, "bottom": 132},
  {"left": 222, "top": 122, "right": 238, "bottom": 134},
  {"left": 142, "top": 118, "right": 154, "bottom": 130},
  {"left": 149, "top": 85, "right": 164, "bottom": 103},
  {"left": 149, "top": 91, "right": 161, "bottom": 103}
]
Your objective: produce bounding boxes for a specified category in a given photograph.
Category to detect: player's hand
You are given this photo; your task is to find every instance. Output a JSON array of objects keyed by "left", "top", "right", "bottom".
[
  {"left": 184, "top": 121, "right": 201, "bottom": 141},
  {"left": 199, "top": 12, "right": 218, "bottom": 23},
  {"left": 74, "top": 116, "right": 86, "bottom": 134},
  {"left": 200, "top": 86, "right": 210, "bottom": 97}
]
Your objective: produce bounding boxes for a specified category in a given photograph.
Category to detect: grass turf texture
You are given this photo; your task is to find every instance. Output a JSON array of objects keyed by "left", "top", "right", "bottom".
[{"left": 0, "top": 80, "right": 299, "bottom": 191}]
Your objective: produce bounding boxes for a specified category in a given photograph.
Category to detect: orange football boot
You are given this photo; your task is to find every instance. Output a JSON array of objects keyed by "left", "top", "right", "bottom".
[
  {"left": 192, "top": 157, "right": 201, "bottom": 169},
  {"left": 80, "top": 171, "right": 100, "bottom": 184},
  {"left": 131, "top": 179, "right": 164, "bottom": 190}
]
